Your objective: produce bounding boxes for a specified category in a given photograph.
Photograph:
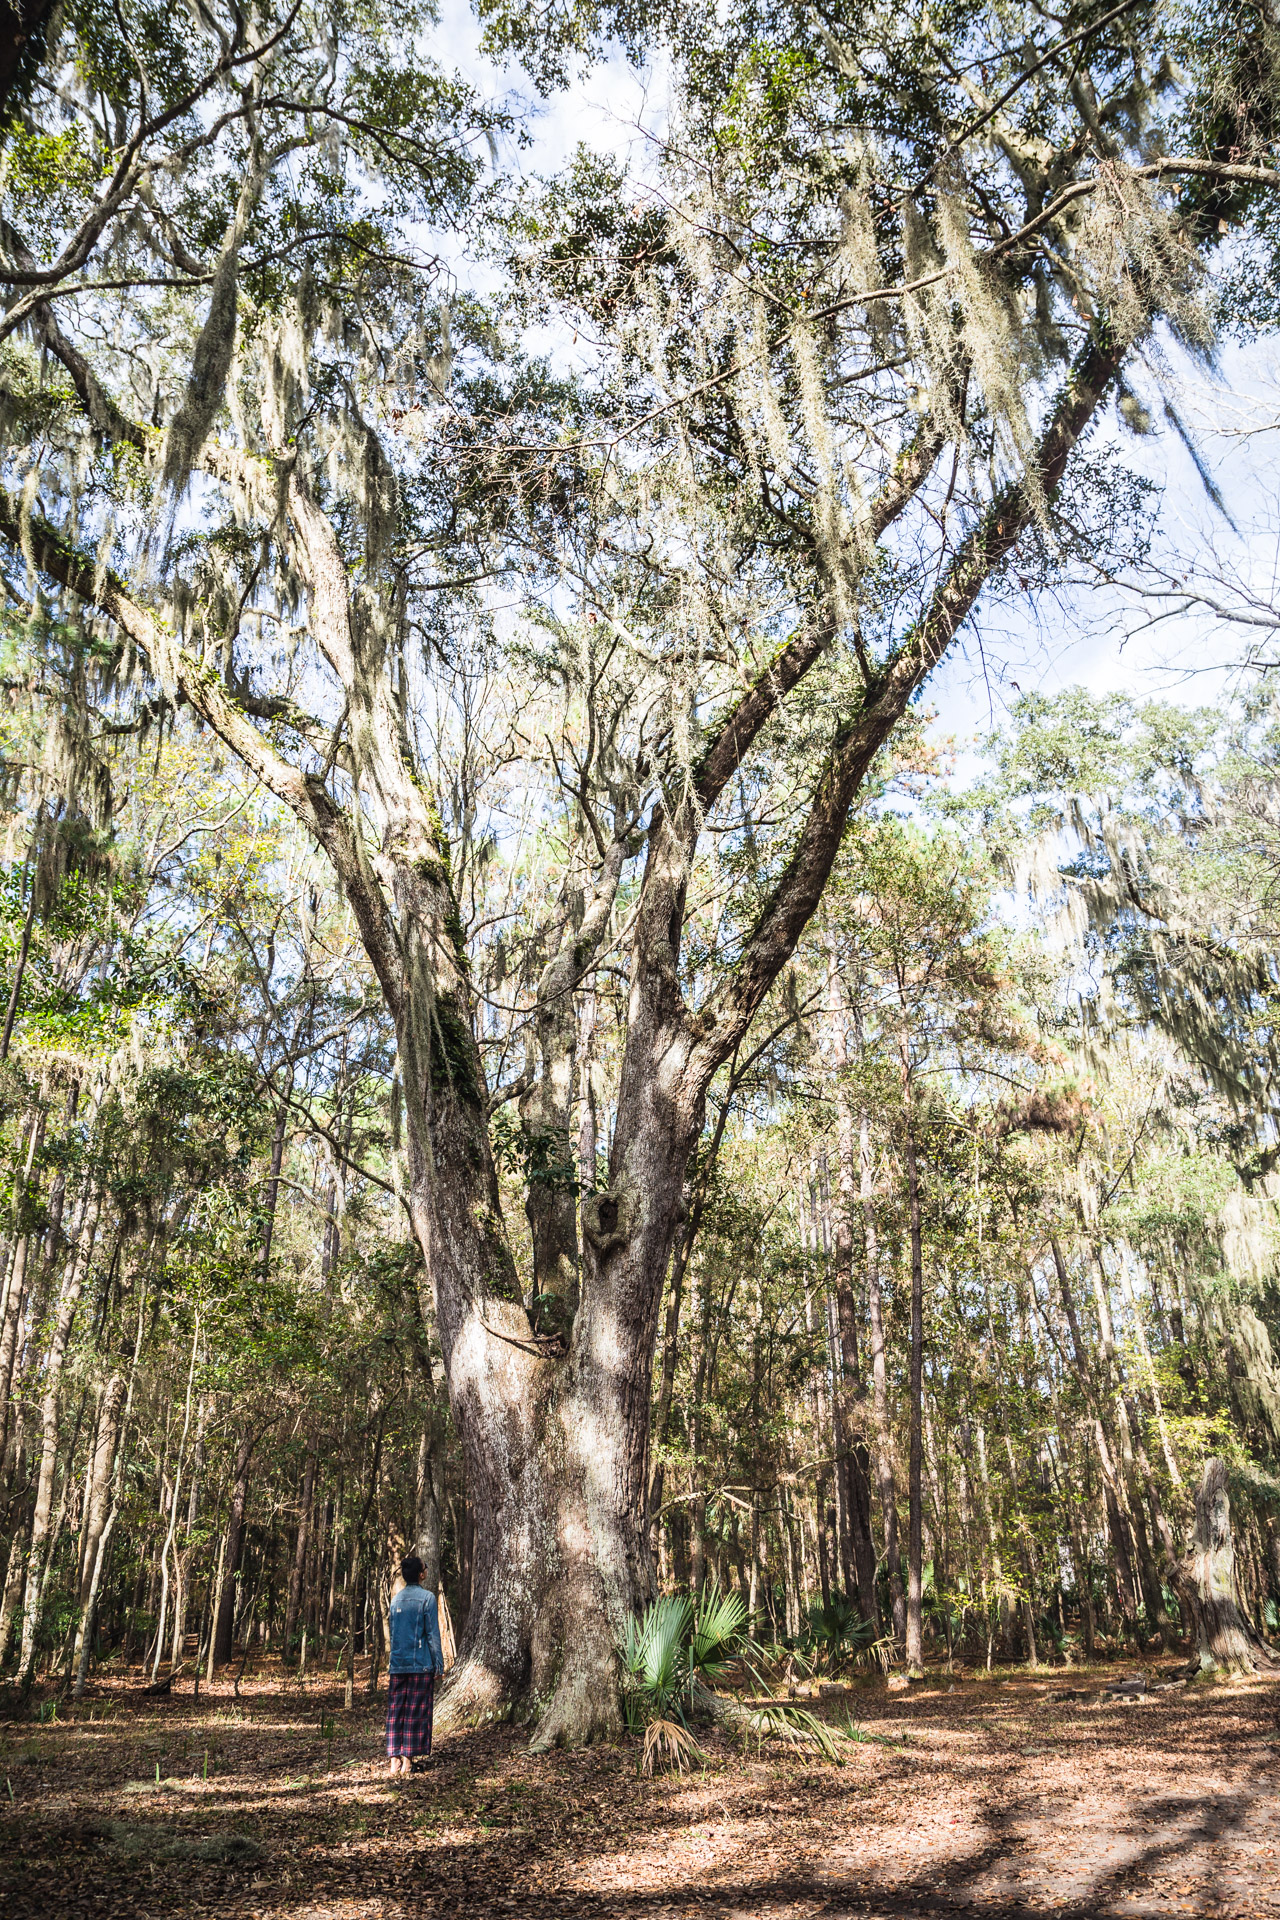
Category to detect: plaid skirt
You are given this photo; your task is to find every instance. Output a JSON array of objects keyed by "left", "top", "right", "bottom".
[{"left": 385, "top": 1671, "right": 434, "bottom": 1758}]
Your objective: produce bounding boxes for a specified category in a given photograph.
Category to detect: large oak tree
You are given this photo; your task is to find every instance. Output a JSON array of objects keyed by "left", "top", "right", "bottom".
[{"left": 0, "top": 0, "right": 1276, "bottom": 1738}]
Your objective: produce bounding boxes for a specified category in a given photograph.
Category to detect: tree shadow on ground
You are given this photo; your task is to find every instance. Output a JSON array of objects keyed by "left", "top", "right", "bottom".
[{"left": 0, "top": 1663, "right": 1276, "bottom": 1919}]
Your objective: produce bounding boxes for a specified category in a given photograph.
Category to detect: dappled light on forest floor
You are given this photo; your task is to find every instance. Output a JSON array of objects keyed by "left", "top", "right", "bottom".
[{"left": 2, "top": 1660, "right": 1277, "bottom": 1918}]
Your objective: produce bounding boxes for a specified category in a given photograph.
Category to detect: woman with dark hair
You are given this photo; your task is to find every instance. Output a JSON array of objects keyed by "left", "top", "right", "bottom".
[{"left": 385, "top": 1554, "right": 443, "bottom": 1777}]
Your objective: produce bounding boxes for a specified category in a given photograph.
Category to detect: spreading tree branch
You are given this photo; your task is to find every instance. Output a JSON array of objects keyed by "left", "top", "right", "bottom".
[
  {"left": 686, "top": 322, "right": 1133, "bottom": 1091},
  {"left": 691, "top": 419, "right": 948, "bottom": 821}
]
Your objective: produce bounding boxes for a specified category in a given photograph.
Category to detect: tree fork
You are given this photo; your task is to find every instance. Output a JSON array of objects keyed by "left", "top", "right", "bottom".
[{"left": 0, "top": 305, "right": 1137, "bottom": 1743}]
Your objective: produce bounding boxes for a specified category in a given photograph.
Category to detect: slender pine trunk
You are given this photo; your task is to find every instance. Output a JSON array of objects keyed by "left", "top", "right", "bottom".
[
  {"left": 212, "top": 1426, "right": 257, "bottom": 1668},
  {"left": 283, "top": 1440, "right": 317, "bottom": 1662},
  {"left": 861, "top": 1112, "right": 905, "bottom": 1646},
  {"left": 16, "top": 1189, "right": 103, "bottom": 1683},
  {"left": 827, "top": 978, "right": 880, "bottom": 1626},
  {"left": 904, "top": 1107, "right": 925, "bottom": 1678}
]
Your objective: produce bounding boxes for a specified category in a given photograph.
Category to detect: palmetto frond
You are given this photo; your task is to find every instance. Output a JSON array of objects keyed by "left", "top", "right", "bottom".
[
  {"left": 621, "top": 1593, "right": 692, "bottom": 1715},
  {"left": 641, "top": 1716, "right": 705, "bottom": 1776},
  {"left": 689, "top": 1580, "right": 747, "bottom": 1683}
]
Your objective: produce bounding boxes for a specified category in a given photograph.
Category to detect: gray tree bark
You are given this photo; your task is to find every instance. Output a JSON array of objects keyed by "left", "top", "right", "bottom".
[{"left": 1176, "top": 1457, "right": 1275, "bottom": 1677}]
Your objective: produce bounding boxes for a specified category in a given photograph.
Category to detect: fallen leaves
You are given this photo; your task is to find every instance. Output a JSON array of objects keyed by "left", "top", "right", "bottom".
[{"left": 0, "top": 1659, "right": 1277, "bottom": 1918}]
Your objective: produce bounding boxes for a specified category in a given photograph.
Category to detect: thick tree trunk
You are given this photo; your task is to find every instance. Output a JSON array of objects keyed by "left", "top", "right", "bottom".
[
  {"left": 399, "top": 820, "right": 695, "bottom": 1745},
  {"left": 646, "top": 1238, "right": 686, "bottom": 1552},
  {"left": 519, "top": 847, "right": 626, "bottom": 1339},
  {"left": 429, "top": 1312, "right": 655, "bottom": 1744},
  {"left": 1176, "top": 1457, "right": 1275, "bottom": 1677},
  {"left": 456, "top": 1497, "right": 474, "bottom": 1627},
  {"left": 519, "top": 966, "right": 581, "bottom": 1338},
  {"left": 395, "top": 1255, "right": 446, "bottom": 1593},
  {"left": 424, "top": 1111, "right": 688, "bottom": 1745},
  {"left": 413, "top": 1421, "right": 444, "bottom": 1592}
]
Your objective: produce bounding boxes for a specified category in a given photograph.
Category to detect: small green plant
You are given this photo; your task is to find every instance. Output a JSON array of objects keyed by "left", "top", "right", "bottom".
[
  {"left": 621, "top": 1593, "right": 692, "bottom": 1731},
  {"left": 805, "top": 1592, "right": 875, "bottom": 1666},
  {"left": 621, "top": 1584, "right": 858, "bottom": 1769},
  {"left": 619, "top": 1582, "right": 748, "bottom": 1764},
  {"left": 689, "top": 1584, "right": 748, "bottom": 1683},
  {"left": 834, "top": 1710, "right": 910, "bottom": 1751}
]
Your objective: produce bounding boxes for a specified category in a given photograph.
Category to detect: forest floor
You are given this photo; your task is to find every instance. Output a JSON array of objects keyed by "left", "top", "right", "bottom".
[{"left": 0, "top": 1656, "right": 1277, "bottom": 1920}]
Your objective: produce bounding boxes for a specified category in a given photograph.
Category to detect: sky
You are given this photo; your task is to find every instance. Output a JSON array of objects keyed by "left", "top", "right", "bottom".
[
  {"left": 935, "top": 338, "right": 1280, "bottom": 732},
  {"left": 433, "top": 3, "right": 1280, "bottom": 771}
]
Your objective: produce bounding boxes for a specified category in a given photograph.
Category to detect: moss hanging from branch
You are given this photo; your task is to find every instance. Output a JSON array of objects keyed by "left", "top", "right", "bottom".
[{"left": 162, "top": 146, "right": 269, "bottom": 500}]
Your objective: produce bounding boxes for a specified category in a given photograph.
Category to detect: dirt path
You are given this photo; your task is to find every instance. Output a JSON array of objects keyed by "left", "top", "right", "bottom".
[{"left": 1, "top": 1659, "right": 1277, "bottom": 1918}]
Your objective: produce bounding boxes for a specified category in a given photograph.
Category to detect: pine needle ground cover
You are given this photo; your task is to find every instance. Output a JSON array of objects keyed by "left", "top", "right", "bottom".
[{"left": 1, "top": 1661, "right": 1276, "bottom": 1920}]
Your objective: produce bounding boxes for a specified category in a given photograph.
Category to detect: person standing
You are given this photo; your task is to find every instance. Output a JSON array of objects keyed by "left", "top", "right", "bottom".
[{"left": 385, "top": 1554, "right": 443, "bottom": 1777}]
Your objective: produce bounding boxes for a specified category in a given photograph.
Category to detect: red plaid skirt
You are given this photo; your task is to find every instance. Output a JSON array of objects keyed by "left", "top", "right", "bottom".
[{"left": 385, "top": 1671, "right": 434, "bottom": 1757}]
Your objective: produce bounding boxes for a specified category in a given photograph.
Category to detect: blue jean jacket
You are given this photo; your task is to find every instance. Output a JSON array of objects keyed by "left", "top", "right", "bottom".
[{"left": 388, "top": 1583, "right": 443, "bottom": 1676}]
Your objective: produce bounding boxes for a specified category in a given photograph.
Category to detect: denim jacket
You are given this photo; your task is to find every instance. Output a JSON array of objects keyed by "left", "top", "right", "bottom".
[{"left": 388, "top": 1583, "right": 443, "bottom": 1676}]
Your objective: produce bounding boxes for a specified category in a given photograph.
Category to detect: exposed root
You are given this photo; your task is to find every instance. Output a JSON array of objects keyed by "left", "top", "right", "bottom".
[
  {"left": 689, "top": 1678, "right": 845, "bottom": 1761},
  {"left": 433, "top": 1652, "right": 516, "bottom": 1733},
  {"left": 688, "top": 1675, "right": 756, "bottom": 1739}
]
